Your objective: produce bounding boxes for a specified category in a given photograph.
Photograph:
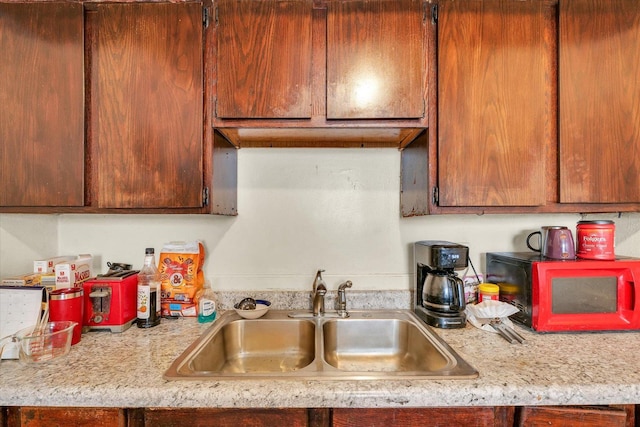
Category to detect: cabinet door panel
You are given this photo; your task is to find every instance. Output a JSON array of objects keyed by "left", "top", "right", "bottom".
[
  {"left": 327, "top": 0, "right": 425, "bottom": 119},
  {"left": 437, "top": 0, "right": 553, "bottom": 207},
  {"left": 0, "top": 3, "right": 84, "bottom": 207},
  {"left": 7, "top": 407, "right": 126, "bottom": 427},
  {"left": 92, "top": 3, "right": 203, "bottom": 208},
  {"left": 332, "top": 407, "right": 503, "bottom": 427},
  {"left": 559, "top": 0, "right": 640, "bottom": 203},
  {"left": 216, "top": 0, "right": 313, "bottom": 119},
  {"left": 143, "top": 408, "right": 309, "bottom": 427},
  {"left": 517, "top": 405, "right": 628, "bottom": 427}
]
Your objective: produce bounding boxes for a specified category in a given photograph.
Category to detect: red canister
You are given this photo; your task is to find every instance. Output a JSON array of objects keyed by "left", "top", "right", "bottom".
[
  {"left": 576, "top": 220, "right": 615, "bottom": 260},
  {"left": 49, "top": 287, "right": 84, "bottom": 345}
]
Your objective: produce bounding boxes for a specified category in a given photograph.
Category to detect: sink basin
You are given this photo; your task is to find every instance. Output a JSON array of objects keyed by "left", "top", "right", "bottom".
[
  {"left": 323, "top": 318, "right": 451, "bottom": 373},
  {"left": 186, "top": 319, "right": 315, "bottom": 374},
  {"left": 165, "top": 310, "right": 478, "bottom": 380}
]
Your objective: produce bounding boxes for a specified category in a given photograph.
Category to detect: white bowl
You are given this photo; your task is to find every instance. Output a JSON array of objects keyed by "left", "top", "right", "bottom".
[{"left": 234, "top": 303, "right": 269, "bottom": 319}]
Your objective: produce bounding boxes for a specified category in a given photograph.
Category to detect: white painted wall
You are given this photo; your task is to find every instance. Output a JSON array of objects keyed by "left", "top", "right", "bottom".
[{"left": 1, "top": 148, "right": 639, "bottom": 291}]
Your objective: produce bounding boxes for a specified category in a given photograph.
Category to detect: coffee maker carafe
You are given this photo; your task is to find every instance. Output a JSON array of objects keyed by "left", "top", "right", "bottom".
[{"left": 414, "top": 241, "right": 469, "bottom": 329}]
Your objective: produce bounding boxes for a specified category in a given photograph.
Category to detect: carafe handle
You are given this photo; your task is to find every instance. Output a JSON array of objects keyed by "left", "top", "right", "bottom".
[{"left": 451, "top": 275, "right": 466, "bottom": 311}]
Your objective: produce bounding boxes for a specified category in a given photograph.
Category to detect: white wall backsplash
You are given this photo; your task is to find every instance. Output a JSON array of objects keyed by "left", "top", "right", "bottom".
[
  {"left": 0, "top": 214, "right": 58, "bottom": 277},
  {"left": 1, "top": 148, "right": 639, "bottom": 291}
]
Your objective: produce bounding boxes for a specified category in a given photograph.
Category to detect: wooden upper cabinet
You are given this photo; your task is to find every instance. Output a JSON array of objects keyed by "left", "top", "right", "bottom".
[
  {"left": 216, "top": 0, "right": 313, "bottom": 119},
  {"left": 559, "top": 0, "right": 640, "bottom": 204},
  {"left": 90, "top": 3, "right": 204, "bottom": 209},
  {"left": 213, "top": 0, "right": 428, "bottom": 148},
  {"left": 326, "top": 0, "right": 425, "bottom": 119},
  {"left": 0, "top": 3, "right": 85, "bottom": 207},
  {"left": 436, "top": 0, "right": 554, "bottom": 207}
]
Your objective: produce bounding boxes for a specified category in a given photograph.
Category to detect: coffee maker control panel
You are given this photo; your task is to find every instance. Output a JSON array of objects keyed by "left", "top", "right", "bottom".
[{"left": 416, "top": 240, "right": 469, "bottom": 270}]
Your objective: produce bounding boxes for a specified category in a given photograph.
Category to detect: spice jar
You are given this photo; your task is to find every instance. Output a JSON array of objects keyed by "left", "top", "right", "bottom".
[{"left": 477, "top": 283, "right": 500, "bottom": 303}]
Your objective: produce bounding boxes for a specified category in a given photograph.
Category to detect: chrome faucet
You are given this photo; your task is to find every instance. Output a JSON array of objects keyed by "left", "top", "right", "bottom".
[
  {"left": 312, "top": 269, "right": 327, "bottom": 316},
  {"left": 337, "top": 280, "right": 353, "bottom": 318}
]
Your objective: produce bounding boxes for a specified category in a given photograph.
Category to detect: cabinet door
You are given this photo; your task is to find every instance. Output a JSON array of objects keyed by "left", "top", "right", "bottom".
[
  {"left": 559, "top": 0, "right": 640, "bottom": 203},
  {"left": 6, "top": 407, "right": 126, "bottom": 427},
  {"left": 0, "top": 3, "right": 84, "bottom": 207},
  {"left": 143, "top": 408, "right": 311, "bottom": 427},
  {"left": 437, "top": 0, "right": 554, "bottom": 207},
  {"left": 332, "top": 407, "right": 514, "bottom": 427},
  {"left": 326, "top": 0, "right": 425, "bottom": 119},
  {"left": 516, "top": 405, "right": 631, "bottom": 427},
  {"left": 91, "top": 3, "right": 203, "bottom": 208},
  {"left": 216, "top": 0, "right": 313, "bottom": 119}
]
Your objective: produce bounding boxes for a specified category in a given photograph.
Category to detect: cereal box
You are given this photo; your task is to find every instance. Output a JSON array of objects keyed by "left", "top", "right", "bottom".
[
  {"left": 33, "top": 256, "right": 76, "bottom": 274},
  {"left": 55, "top": 254, "right": 93, "bottom": 288},
  {"left": 2, "top": 273, "right": 42, "bottom": 287}
]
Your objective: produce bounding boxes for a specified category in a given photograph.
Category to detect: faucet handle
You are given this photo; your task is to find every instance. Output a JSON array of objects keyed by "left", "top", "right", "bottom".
[{"left": 313, "top": 269, "right": 327, "bottom": 292}]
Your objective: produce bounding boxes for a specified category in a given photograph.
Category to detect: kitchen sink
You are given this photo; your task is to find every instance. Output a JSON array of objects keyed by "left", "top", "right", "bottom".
[
  {"left": 185, "top": 319, "right": 316, "bottom": 374},
  {"left": 164, "top": 310, "right": 478, "bottom": 380},
  {"left": 322, "top": 318, "right": 451, "bottom": 373}
]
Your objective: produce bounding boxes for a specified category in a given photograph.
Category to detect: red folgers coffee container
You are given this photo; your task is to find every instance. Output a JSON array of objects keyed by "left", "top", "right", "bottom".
[
  {"left": 49, "top": 287, "right": 84, "bottom": 345},
  {"left": 576, "top": 220, "right": 615, "bottom": 260}
]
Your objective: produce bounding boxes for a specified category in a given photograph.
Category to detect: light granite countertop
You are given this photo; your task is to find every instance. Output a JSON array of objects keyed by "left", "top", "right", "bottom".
[{"left": 1, "top": 292, "right": 640, "bottom": 409}]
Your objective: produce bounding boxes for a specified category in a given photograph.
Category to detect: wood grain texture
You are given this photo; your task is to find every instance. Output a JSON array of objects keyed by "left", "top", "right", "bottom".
[
  {"left": 326, "top": 0, "right": 424, "bottom": 119},
  {"left": 6, "top": 407, "right": 126, "bottom": 427},
  {"left": 212, "top": 0, "right": 428, "bottom": 147},
  {"left": 437, "top": 0, "right": 554, "bottom": 207},
  {"left": 331, "top": 407, "right": 511, "bottom": 427},
  {"left": 401, "top": 129, "right": 430, "bottom": 216},
  {"left": 0, "top": 3, "right": 84, "bottom": 207},
  {"left": 143, "top": 408, "right": 310, "bottom": 427},
  {"left": 516, "top": 405, "right": 630, "bottom": 427},
  {"left": 91, "top": 3, "right": 203, "bottom": 208},
  {"left": 559, "top": 0, "right": 640, "bottom": 203},
  {"left": 216, "top": 0, "right": 313, "bottom": 119}
]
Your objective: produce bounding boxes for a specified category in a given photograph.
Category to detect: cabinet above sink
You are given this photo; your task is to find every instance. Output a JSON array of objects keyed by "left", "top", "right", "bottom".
[{"left": 213, "top": 0, "right": 429, "bottom": 148}]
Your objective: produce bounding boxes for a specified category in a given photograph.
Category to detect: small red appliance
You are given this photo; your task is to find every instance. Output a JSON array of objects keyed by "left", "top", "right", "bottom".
[
  {"left": 486, "top": 252, "right": 640, "bottom": 332},
  {"left": 82, "top": 270, "right": 138, "bottom": 332}
]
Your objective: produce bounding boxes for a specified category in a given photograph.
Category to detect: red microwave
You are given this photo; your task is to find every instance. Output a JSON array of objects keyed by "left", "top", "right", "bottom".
[{"left": 486, "top": 252, "right": 640, "bottom": 332}]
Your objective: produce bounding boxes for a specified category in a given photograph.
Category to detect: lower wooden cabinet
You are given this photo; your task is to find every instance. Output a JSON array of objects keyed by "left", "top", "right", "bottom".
[
  {"left": 141, "top": 408, "right": 315, "bottom": 427},
  {"left": 515, "top": 405, "right": 635, "bottom": 427},
  {"left": 0, "top": 405, "right": 635, "bottom": 427},
  {"left": 4, "top": 407, "right": 127, "bottom": 427},
  {"left": 332, "top": 407, "right": 514, "bottom": 427}
]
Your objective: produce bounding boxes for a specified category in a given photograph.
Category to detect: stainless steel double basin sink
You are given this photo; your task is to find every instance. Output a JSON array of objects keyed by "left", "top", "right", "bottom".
[{"left": 164, "top": 310, "right": 478, "bottom": 380}]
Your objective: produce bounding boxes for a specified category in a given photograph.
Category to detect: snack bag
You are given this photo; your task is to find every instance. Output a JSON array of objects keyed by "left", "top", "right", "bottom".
[{"left": 159, "top": 241, "right": 205, "bottom": 304}]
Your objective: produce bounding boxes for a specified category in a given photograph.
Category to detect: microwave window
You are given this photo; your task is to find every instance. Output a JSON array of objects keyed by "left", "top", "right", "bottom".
[{"left": 551, "top": 276, "right": 617, "bottom": 314}]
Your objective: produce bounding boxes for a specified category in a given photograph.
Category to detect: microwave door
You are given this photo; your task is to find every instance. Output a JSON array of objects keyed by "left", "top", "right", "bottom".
[{"left": 537, "top": 265, "right": 640, "bottom": 332}]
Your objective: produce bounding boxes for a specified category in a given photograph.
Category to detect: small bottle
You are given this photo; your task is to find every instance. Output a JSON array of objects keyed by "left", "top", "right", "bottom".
[
  {"left": 137, "top": 248, "right": 161, "bottom": 328},
  {"left": 198, "top": 281, "right": 217, "bottom": 324}
]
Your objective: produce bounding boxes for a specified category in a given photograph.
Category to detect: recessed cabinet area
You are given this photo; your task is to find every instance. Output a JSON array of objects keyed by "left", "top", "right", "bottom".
[
  {"left": 401, "top": 0, "right": 640, "bottom": 216},
  {"left": 213, "top": 0, "right": 428, "bottom": 147},
  {"left": 2, "top": 0, "right": 640, "bottom": 216}
]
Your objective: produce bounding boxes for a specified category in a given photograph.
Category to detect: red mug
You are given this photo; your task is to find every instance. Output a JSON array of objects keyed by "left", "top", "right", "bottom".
[{"left": 49, "top": 287, "right": 84, "bottom": 345}]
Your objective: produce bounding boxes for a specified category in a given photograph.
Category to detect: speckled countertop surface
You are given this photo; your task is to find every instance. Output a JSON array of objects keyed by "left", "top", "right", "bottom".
[{"left": 1, "top": 291, "right": 640, "bottom": 409}]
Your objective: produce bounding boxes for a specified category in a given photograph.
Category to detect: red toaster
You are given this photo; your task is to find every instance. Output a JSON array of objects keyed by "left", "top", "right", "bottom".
[{"left": 83, "top": 270, "right": 138, "bottom": 332}]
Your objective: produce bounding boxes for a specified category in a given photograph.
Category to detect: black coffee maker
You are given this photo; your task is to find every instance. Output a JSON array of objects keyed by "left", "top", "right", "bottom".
[{"left": 414, "top": 240, "right": 469, "bottom": 329}]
